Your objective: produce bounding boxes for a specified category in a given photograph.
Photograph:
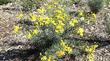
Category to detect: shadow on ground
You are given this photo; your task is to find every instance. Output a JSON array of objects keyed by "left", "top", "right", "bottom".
[{"left": 0, "top": 48, "right": 40, "bottom": 61}]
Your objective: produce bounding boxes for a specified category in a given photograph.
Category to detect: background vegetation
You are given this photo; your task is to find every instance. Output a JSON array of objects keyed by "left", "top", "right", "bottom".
[{"left": 0, "top": 0, "right": 11, "bottom": 5}]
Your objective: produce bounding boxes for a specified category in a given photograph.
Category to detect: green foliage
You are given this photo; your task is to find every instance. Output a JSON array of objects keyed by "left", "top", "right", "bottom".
[
  {"left": 103, "top": 0, "right": 110, "bottom": 7},
  {"left": 82, "top": 44, "right": 98, "bottom": 61},
  {"left": 14, "top": 0, "right": 98, "bottom": 61},
  {"left": 105, "top": 12, "right": 110, "bottom": 34},
  {"left": 40, "top": 40, "right": 73, "bottom": 61},
  {"left": 88, "top": 0, "right": 103, "bottom": 13},
  {"left": 17, "top": 0, "right": 44, "bottom": 11},
  {"left": 0, "top": 0, "right": 11, "bottom": 5}
]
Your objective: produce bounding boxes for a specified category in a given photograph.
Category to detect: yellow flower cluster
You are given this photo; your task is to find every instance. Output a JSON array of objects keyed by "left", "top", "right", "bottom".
[
  {"left": 54, "top": 10, "right": 66, "bottom": 34},
  {"left": 36, "top": 2, "right": 67, "bottom": 34},
  {"left": 15, "top": 0, "right": 68, "bottom": 39},
  {"left": 77, "top": 27, "right": 84, "bottom": 37},
  {"left": 78, "top": 10, "right": 84, "bottom": 17},
  {"left": 78, "top": 9, "right": 97, "bottom": 25},
  {"left": 69, "top": 19, "right": 78, "bottom": 27},
  {"left": 87, "top": 54, "right": 94, "bottom": 61},
  {"left": 26, "top": 31, "right": 34, "bottom": 39},
  {"left": 55, "top": 40, "right": 73, "bottom": 57},
  {"left": 85, "top": 45, "right": 98, "bottom": 53},
  {"left": 83, "top": 45, "right": 98, "bottom": 61},
  {"left": 40, "top": 40, "right": 73, "bottom": 60},
  {"left": 37, "top": 7, "right": 46, "bottom": 14},
  {"left": 41, "top": 55, "right": 55, "bottom": 61},
  {"left": 60, "top": 40, "right": 73, "bottom": 53},
  {"left": 36, "top": 16, "right": 51, "bottom": 26},
  {"left": 16, "top": 12, "right": 24, "bottom": 19},
  {"left": 26, "top": 29, "right": 39, "bottom": 39},
  {"left": 55, "top": 50, "right": 65, "bottom": 57},
  {"left": 63, "top": 45, "right": 73, "bottom": 53},
  {"left": 29, "top": 13, "right": 37, "bottom": 21},
  {"left": 91, "top": 13, "right": 96, "bottom": 22},
  {"left": 47, "top": 55, "right": 55, "bottom": 61},
  {"left": 92, "top": 13, "right": 96, "bottom": 19},
  {"left": 13, "top": 25, "right": 21, "bottom": 33},
  {"left": 41, "top": 55, "right": 47, "bottom": 61},
  {"left": 55, "top": 24, "right": 64, "bottom": 34}
]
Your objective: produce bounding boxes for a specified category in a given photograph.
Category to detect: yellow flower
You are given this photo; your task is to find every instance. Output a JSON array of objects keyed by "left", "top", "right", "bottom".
[
  {"left": 34, "top": 22, "right": 39, "bottom": 28},
  {"left": 55, "top": 10, "right": 62, "bottom": 14},
  {"left": 48, "top": 5, "right": 52, "bottom": 9},
  {"left": 37, "top": 16, "right": 44, "bottom": 21},
  {"left": 92, "top": 13, "right": 96, "bottom": 22},
  {"left": 37, "top": 7, "right": 46, "bottom": 14},
  {"left": 44, "top": 17, "right": 51, "bottom": 25},
  {"left": 92, "top": 13, "right": 96, "bottom": 20},
  {"left": 58, "top": 21, "right": 65, "bottom": 26},
  {"left": 55, "top": 24, "right": 64, "bottom": 33},
  {"left": 56, "top": 50, "right": 65, "bottom": 57},
  {"left": 60, "top": 40, "right": 66, "bottom": 46},
  {"left": 63, "top": 46, "right": 73, "bottom": 53},
  {"left": 47, "top": 58, "right": 51, "bottom": 61},
  {"left": 77, "top": 27, "right": 84, "bottom": 37},
  {"left": 51, "top": 21, "right": 57, "bottom": 25},
  {"left": 33, "top": 29, "right": 38, "bottom": 35},
  {"left": 41, "top": 56, "right": 47, "bottom": 61},
  {"left": 16, "top": 12, "right": 23, "bottom": 19},
  {"left": 85, "top": 45, "right": 98, "bottom": 53},
  {"left": 69, "top": 19, "right": 78, "bottom": 27},
  {"left": 29, "top": 13, "right": 37, "bottom": 21},
  {"left": 87, "top": 53, "right": 94, "bottom": 61},
  {"left": 47, "top": 55, "right": 54, "bottom": 61},
  {"left": 40, "top": 22, "right": 44, "bottom": 26},
  {"left": 56, "top": 15, "right": 61, "bottom": 19},
  {"left": 13, "top": 25, "right": 21, "bottom": 33},
  {"left": 56, "top": 25, "right": 63, "bottom": 29},
  {"left": 55, "top": 29, "right": 64, "bottom": 34},
  {"left": 26, "top": 32, "right": 33, "bottom": 39},
  {"left": 78, "top": 10, "right": 84, "bottom": 17}
]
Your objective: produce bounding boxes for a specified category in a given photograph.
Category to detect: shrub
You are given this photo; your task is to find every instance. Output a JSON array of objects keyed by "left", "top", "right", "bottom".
[
  {"left": 14, "top": 0, "right": 97, "bottom": 61},
  {"left": 16, "top": 0, "right": 44, "bottom": 11},
  {"left": 0, "top": 0, "right": 11, "bottom": 5}
]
